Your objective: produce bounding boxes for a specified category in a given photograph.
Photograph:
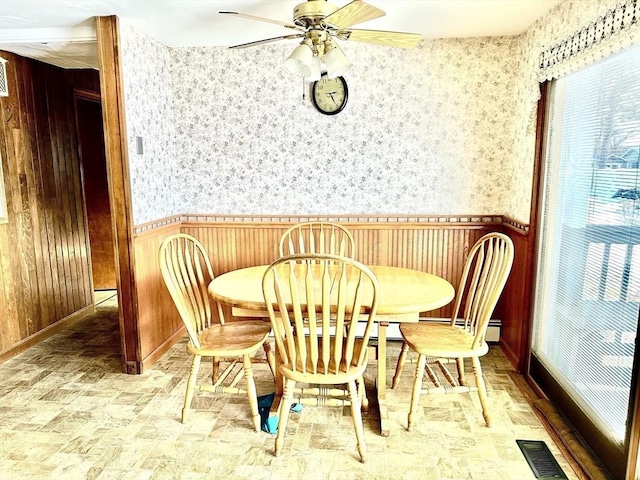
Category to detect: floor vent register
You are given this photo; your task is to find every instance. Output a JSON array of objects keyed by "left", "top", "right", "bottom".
[{"left": 516, "top": 439, "right": 569, "bottom": 479}]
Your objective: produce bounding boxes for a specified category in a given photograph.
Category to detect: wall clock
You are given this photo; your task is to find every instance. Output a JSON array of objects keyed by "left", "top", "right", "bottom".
[{"left": 312, "top": 73, "right": 348, "bottom": 115}]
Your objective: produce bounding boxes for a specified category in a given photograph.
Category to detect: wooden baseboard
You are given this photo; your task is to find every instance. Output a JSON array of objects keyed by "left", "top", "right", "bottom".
[
  {"left": 507, "top": 371, "right": 589, "bottom": 480},
  {"left": 141, "top": 325, "right": 186, "bottom": 372},
  {"left": 499, "top": 337, "right": 519, "bottom": 370},
  {"left": 0, "top": 304, "right": 95, "bottom": 363},
  {"left": 507, "top": 370, "right": 611, "bottom": 480},
  {"left": 533, "top": 399, "right": 611, "bottom": 480}
]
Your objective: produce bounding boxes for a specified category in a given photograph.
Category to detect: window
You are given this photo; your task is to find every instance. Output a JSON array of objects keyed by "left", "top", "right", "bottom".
[{"left": 531, "top": 44, "right": 639, "bottom": 479}]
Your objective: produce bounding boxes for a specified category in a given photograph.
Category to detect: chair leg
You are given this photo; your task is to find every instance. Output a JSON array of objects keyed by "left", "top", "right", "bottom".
[
  {"left": 357, "top": 375, "right": 369, "bottom": 414},
  {"left": 211, "top": 356, "right": 220, "bottom": 383},
  {"left": 392, "top": 341, "right": 410, "bottom": 389},
  {"left": 182, "top": 354, "right": 201, "bottom": 423},
  {"left": 275, "top": 378, "right": 296, "bottom": 457},
  {"left": 348, "top": 380, "right": 367, "bottom": 462},
  {"left": 456, "top": 357, "right": 467, "bottom": 386},
  {"left": 408, "top": 354, "right": 427, "bottom": 431},
  {"left": 243, "top": 354, "right": 261, "bottom": 433},
  {"left": 263, "top": 341, "right": 276, "bottom": 380},
  {"left": 471, "top": 356, "right": 491, "bottom": 427}
]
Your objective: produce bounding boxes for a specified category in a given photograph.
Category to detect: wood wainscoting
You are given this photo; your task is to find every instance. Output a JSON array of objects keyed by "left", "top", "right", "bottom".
[
  {"left": 499, "top": 219, "right": 532, "bottom": 372},
  {"left": 133, "top": 214, "right": 531, "bottom": 371},
  {"left": 133, "top": 221, "right": 182, "bottom": 371}
]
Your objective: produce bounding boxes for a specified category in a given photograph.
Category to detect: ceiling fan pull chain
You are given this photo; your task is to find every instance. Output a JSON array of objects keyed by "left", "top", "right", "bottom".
[{"left": 302, "top": 77, "right": 306, "bottom": 103}]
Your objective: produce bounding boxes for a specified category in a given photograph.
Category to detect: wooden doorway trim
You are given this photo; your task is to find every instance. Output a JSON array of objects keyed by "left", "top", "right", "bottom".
[{"left": 95, "top": 15, "right": 141, "bottom": 374}]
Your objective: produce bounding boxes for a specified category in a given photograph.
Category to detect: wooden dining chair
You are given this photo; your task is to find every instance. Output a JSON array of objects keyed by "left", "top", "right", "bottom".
[
  {"left": 159, "top": 233, "right": 272, "bottom": 432},
  {"left": 262, "top": 253, "right": 379, "bottom": 462},
  {"left": 279, "top": 221, "right": 355, "bottom": 258},
  {"left": 391, "top": 232, "right": 514, "bottom": 430}
]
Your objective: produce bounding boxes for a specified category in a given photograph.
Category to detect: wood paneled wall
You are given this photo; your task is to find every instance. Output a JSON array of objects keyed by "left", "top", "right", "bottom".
[
  {"left": 134, "top": 215, "right": 528, "bottom": 370},
  {"left": 0, "top": 52, "right": 99, "bottom": 356}
]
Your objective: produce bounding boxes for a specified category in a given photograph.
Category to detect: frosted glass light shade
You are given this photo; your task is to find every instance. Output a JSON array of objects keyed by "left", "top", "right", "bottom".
[
  {"left": 324, "top": 41, "right": 351, "bottom": 78},
  {"left": 307, "top": 56, "right": 322, "bottom": 82},
  {"left": 285, "top": 43, "right": 313, "bottom": 77}
]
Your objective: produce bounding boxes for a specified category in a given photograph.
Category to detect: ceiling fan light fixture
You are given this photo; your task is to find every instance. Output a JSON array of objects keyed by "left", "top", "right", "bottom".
[
  {"left": 222, "top": 1, "right": 422, "bottom": 83},
  {"left": 323, "top": 38, "right": 351, "bottom": 79},
  {"left": 285, "top": 39, "right": 314, "bottom": 77}
]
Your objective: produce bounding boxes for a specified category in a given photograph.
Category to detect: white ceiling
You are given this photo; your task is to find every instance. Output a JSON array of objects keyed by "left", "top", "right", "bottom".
[{"left": 0, "top": 0, "right": 562, "bottom": 69}]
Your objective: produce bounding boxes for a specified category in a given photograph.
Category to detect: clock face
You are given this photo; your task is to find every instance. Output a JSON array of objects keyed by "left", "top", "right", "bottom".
[{"left": 312, "top": 74, "right": 348, "bottom": 115}]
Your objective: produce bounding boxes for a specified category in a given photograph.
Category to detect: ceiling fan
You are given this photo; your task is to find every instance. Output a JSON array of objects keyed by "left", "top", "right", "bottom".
[{"left": 220, "top": 0, "right": 421, "bottom": 80}]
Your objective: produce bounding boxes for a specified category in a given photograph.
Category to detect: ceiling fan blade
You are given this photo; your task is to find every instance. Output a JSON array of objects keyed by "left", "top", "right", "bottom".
[
  {"left": 336, "top": 29, "right": 421, "bottom": 48},
  {"left": 322, "top": 0, "right": 385, "bottom": 29},
  {"left": 219, "top": 11, "right": 303, "bottom": 31},
  {"left": 228, "top": 34, "right": 306, "bottom": 49}
]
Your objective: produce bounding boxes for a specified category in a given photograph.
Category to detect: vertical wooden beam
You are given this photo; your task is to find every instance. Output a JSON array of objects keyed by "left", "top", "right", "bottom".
[
  {"left": 520, "top": 81, "right": 550, "bottom": 374},
  {"left": 95, "top": 15, "right": 141, "bottom": 374}
]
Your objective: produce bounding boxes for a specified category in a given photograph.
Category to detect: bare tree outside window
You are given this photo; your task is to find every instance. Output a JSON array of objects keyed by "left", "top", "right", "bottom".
[{"left": 589, "top": 50, "right": 640, "bottom": 227}]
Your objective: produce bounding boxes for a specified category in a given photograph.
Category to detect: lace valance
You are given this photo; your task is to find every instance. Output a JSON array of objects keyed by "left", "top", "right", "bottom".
[{"left": 538, "top": 0, "right": 639, "bottom": 81}]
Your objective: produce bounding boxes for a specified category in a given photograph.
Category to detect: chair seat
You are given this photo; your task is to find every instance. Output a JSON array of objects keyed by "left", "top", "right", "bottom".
[
  {"left": 280, "top": 337, "right": 368, "bottom": 383},
  {"left": 399, "top": 322, "right": 489, "bottom": 358},
  {"left": 188, "top": 320, "right": 271, "bottom": 357}
]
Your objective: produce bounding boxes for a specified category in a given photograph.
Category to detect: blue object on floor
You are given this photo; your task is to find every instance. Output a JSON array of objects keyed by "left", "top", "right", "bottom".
[{"left": 257, "top": 393, "right": 303, "bottom": 434}]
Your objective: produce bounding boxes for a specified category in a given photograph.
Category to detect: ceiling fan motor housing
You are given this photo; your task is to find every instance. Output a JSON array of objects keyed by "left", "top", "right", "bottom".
[{"left": 293, "top": 0, "right": 338, "bottom": 28}]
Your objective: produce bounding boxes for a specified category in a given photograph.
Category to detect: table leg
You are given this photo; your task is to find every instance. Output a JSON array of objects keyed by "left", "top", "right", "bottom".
[{"left": 377, "top": 321, "right": 390, "bottom": 437}]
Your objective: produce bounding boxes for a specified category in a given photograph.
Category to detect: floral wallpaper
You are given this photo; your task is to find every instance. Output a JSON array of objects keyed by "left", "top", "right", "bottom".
[
  {"left": 119, "top": 0, "right": 639, "bottom": 226},
  {"left": 170, "top": 39, "right": 518, "bottom": 218},
  {"left": 119, "top": 21, "right": 518, "bottom": 224},
  {"left": 119, "top": 22, "right": 178, "bottom": 224}
]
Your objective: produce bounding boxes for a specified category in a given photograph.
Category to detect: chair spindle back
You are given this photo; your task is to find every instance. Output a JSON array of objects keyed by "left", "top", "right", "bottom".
[
  {"left": 279, "top": 222, "right": 355, "bottom": 259},
  {"left": 449, "top": 232, "right": 514, "bottom": 349},
  {"left": 159, "top": 234, "right": 217, "bottom": 348},
  {"left": 263, "top": 254, "right": 378, "bottom": 376}
]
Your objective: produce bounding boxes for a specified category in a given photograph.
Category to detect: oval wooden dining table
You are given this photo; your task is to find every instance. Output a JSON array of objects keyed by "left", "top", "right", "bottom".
[{"left": 208, "top": 264, "right": 455, "bottom": 436}]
